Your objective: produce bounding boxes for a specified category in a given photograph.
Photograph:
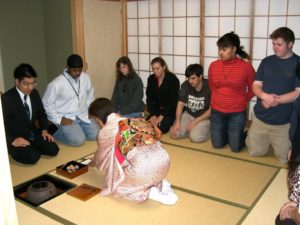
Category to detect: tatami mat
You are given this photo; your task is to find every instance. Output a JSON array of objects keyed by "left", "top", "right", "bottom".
[
  {"left": 11, "top": 137, "right": 289, "bottom": 225},
  {"left": 161, "top": 134, "right": 286, "bottom": 168},
  {"left": 164, "top": 144, "right": 278, "bottom": 207},
  {"left": 16, "top": 201, "right": 61, "bottom": 225},
  {"left": 44, "top": 168, "right": 246, "bottom": 225},
  {"left": 10, "top": 141, "right": 97, "bottom": 186},
  {"left": 242, "top": 169, "right": 289, "bottom": 225}
]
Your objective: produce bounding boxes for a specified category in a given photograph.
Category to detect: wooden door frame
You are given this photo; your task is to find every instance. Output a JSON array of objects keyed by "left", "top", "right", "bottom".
[{"left": 71, "top": 0, "right": 86, "bottom": 67}]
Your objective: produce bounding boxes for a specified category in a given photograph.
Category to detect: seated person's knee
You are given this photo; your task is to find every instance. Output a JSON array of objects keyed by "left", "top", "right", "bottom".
[
  {"left": 85, "top": 132, "right": 98, "bottom": 141},
  {"left": 159, "top": 126, "right": 170, "bottom": 134},
  {"left": 68, "top": 136, "right": 85, "bottom": 147},
  {"left": 229, "top": 145, "right": 243, "bottom": 153},
  {"left": 190, "top": 133, "right": 209, "bottom": 143},
  {"left": 22, "top": 154, "right": 41, "bottom": 165},
  {"left": 248, "top": 147, "right": 267, "bottom": 157},
  {"left": 48, "top": 144, "right": 60, "bottom": 156},
  {"left": 169, "top": 132, "right": 181, "bottom": 139},
  {"left": 211, "top": 139, "right": 226, "bottom": 149}
]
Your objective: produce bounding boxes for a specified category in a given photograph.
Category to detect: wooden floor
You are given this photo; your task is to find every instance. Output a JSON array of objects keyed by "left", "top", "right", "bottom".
[{"left": 11, "top": 135, "right": 289, "bottom": 225}]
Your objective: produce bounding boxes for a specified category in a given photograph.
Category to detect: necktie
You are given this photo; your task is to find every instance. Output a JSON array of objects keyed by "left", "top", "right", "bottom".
[{"left": 24, "top": 95, "right": 30, "bottom": 120}]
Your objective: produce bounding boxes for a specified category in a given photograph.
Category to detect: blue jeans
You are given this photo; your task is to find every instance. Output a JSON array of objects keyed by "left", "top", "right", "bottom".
[
  {"left": 121, "top": 112, "right": 143, "bottom": 118},
  {"left": 54, "top": 117, "right": 99, "bottom": 146},
  {"left": 210, "top": 109, "right": 246, "bottom": 152}
]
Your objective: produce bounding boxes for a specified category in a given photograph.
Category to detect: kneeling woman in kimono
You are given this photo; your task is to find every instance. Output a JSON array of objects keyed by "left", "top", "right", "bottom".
[{"left": 88, "top": 98, "right": 178, "bottom": 205}]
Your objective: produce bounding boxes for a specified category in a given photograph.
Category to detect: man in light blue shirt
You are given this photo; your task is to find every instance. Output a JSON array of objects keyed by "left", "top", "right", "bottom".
[{"left": 43, "top": 54, "right": 99, "bottom": 146}]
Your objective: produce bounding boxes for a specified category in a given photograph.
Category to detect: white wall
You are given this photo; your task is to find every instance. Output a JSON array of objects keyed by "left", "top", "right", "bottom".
[
  {"left": 0, "top": 46, "right": 5, "bottom": 93},
  {"left": 0, "top": 97, "right": 18, "bottom": 225},
  {"left": 83, "top": 0, "right": 121, "bottom": 99}
]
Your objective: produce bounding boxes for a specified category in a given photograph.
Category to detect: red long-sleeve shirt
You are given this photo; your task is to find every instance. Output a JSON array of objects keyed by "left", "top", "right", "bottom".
[{"left": 208, "top": 57, "right": 255, "bottom": 113}]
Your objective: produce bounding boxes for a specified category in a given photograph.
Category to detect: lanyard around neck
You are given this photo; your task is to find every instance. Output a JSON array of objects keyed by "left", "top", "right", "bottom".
[{"left": 63, "top": 74, "right": 80, "bottom": 100}]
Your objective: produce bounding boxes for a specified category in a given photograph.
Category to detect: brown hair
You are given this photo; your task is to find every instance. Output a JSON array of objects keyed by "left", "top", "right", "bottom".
[
  {"left": 88, "top": 98, "right": 116, "bottom": 124},
  {"left": 151, "top": 57, "right": 171, "bottom": 74},
  {"left": 116, "top": 56, "right": 136, "bottom": 80},
  {"left": 270, "top": 27, "right": 295, "bottom": 44}
]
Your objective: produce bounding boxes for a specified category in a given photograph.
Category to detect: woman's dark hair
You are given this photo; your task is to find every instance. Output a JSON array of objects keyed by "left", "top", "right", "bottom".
[
  {"left": 270, "top": 27, "right": 295, "bottom": 44},
  {"left": 151, "top": 57, "right": 171, "bottom": 74},
  {"left": 217, "top": 32, "right": 250, "bottom": 60},
  {"left": 14, "top": 63, "right": 37, "bottom": 80},
  {"left": 289, "top": 113, "right": 300, "bottom": 176},
  {"left": 88, "top": 98, "right": 117, "bottom": 124},
  {"left": 289, "top": 160, "right": 300, "bottom": 178},
  {"left": 67, "top": 54, "right": 83, "bottom": 68},
  {"left": 185, "top": 64, "right": 203, "bottom": 78},
  {"left": 116, "top": 56, "right": 136, "bottom": 80}
]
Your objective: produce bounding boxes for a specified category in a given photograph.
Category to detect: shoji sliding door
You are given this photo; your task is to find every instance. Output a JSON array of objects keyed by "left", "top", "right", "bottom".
[
  {"left": 127, "top": 0, "right": 202, "bottom": 101},
  {"left": 248, "top": 0, "right": 300, "bottom": 116},
  {"left": 125, "top": 0, "right": 300, "bottom": 116}
]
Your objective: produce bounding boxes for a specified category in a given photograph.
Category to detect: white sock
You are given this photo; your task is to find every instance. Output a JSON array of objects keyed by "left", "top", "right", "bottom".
[
  {"left": 148, "top": 187, "right": 178, "bottom": 205},
  {"left": 162, "top": 179, "right": 171, "bottom": 192},
  {"left": 162, "top": 179, "right": 178, "bottom": 202}
]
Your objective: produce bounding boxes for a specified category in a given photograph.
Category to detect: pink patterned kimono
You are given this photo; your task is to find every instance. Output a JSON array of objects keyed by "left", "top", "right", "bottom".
[{"left": 94, "top": 113, "right": 170, "bottom": 202}]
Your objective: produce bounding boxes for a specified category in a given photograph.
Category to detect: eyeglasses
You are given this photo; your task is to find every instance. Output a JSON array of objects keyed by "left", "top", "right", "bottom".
[{"left": 20, "top": 81, "right": 37, "bottom": 88}]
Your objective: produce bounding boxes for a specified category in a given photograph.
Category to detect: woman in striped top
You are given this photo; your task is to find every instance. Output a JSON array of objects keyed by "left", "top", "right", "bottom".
[{"left": 208, "top": 32, "right": 255, "bottom": 152}]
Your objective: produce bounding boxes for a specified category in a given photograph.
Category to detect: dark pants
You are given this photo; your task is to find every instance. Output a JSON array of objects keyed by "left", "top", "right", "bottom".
[
  {"left": 275, "top": 215, "right": 297, "bottom": 225},
  {"left": 147, "top": 114, "right": 174, "bottom": 134},
  {"left": 210, "top": 109, "right": 246, "bottom": 152},
  {"left": 8, "top": 135, "right": 59, "bottom": 164}
]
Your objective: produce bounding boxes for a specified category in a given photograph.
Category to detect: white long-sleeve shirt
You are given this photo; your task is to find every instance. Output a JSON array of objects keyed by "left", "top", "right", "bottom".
[{"left": 42, "top": 69, "right": 94, "bottom": 125}]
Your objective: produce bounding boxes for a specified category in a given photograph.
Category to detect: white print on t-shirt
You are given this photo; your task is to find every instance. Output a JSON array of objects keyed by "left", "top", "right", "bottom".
[{"left": 186, "top": 95, "right": 205, "bottom": 113}]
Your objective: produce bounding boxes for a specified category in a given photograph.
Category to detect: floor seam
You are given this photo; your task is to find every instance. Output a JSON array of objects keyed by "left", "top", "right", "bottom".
[
  {"left": 14, "top": 141, "right": 282, "bottom": 225},
  {"left": 172, "top": 185, "right": 249, "bottom": 209},
  {"left": 161, "top": 141, "right": 284, "bottom": 169},
  {"left": 236, "top": 167, "right": 282, "bottom": 225}
]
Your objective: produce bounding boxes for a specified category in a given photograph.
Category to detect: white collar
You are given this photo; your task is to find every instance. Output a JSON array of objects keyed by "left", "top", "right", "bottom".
[
  {"left": 16, "top": 87, "right": 26, "bottom": 100},
  {"left": 63, "top": 69, "right": 80, "bottom": 83}
]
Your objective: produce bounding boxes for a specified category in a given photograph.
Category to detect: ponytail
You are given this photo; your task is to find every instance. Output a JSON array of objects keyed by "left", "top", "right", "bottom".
[
  {"left": 236, "top": 46, "right": 250, "bottom": 60},
  {"left": 217, "top": 31, "right": 250, "bottom": 60}
]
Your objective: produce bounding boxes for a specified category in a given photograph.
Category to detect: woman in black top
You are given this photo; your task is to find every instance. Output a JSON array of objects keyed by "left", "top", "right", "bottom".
[
  {"left": 146, "top": 57, "right": 180, "bottom": 133},
  {"left": 111, "top": 56, "right": 145, "bottom": 118}
]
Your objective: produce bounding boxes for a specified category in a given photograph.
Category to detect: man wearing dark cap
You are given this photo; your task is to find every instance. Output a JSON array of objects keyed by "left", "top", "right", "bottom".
[{"left": 43, "top": 54, "right": 99, "bottom": 146}]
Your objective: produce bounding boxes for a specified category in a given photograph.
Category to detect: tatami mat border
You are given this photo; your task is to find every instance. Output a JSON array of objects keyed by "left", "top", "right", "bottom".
[
  {"left": 163, "top": 141, "right": 283, "bottom": 224},
  {"left": 170, "top": 166, "right": 281, "bottom": 224},
  {"left": 236, "top": 168, "right": 281, "bottom": 225},
  {"left": 34, "top": 207, "right": 76, "bottom": 225},
  {"left": 14, "top": 145, "right": 282, "bottom": 225},
  {"left": 14, "top": 153, "right": 95, "bottom": 224},
  {"left": 161, "top": 141, "right": 284, "bottom": 169},
  {"left": 172, "top": 185, "right": 248, "bottom": 209}
]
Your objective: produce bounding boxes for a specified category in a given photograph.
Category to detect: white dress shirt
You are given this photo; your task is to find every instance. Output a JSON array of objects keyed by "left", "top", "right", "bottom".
[
  {"left": 16, "top": 87, "right": 32, "bottom": 120},
  {"left": 42, "top": 69, "right": 94, "bottom": 125}
]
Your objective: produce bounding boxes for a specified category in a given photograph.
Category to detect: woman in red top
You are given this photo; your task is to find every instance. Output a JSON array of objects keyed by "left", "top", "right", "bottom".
[{"left": 208, "top": 32, "right": 255, "bottom": 152}]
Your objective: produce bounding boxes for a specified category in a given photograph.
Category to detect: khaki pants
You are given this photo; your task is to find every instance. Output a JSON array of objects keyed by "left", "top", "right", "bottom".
[
  {"left": 170, "top": 111, "right": 210, "bottom": 143},
  {"left": 246, "top": 112, "right": 290, "bottom": 163}
]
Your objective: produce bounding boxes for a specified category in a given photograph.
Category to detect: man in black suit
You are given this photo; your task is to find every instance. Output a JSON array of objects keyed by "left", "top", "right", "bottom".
[{"left": 1, "top": 63, "right": 59, "bottom": 164}]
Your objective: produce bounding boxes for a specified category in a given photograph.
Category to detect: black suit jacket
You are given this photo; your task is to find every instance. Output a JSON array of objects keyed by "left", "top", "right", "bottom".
[
  {"left": 1, "top": 88, "right": 48, "bottom": 145},
  {"left": 146, "top": 72, "right": 180, "bottom": 118}
]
